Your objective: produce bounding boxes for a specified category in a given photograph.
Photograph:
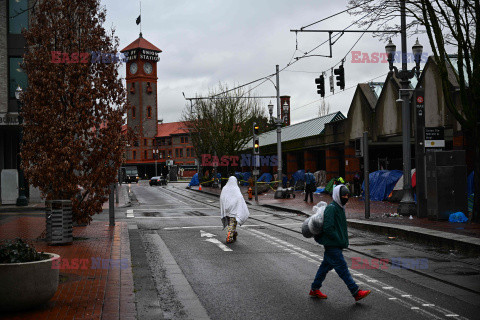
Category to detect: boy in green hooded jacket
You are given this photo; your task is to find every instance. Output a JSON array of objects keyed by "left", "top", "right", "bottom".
[{"left": 309, "top": 185, "right": 371, "bottom": 302}]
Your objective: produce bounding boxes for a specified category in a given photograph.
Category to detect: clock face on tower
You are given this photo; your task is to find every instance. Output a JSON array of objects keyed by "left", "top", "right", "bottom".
[
  {"left": 143, "top": 62, "right": 153, "bottom": 74},
  {"left": 129, "top": 62, "right": 138, "bottom": 75}
]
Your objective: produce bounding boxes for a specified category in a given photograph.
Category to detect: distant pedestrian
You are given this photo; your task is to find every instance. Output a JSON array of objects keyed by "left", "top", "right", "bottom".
[
  {"left": 309, "top": 184, "right": 371, "bottom": 302},
  {"left": 353, "top": 171, "right": 361, "bottom": 197},
  {"left": 304, "top": 170, "right": 316, "bottom": 203},
  {"left": 220, "top": 176, "right": 250, "bottom": 244}
]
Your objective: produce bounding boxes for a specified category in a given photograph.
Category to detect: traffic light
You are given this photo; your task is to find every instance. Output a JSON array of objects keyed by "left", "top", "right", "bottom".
[
  {"left": 334, "top": 65, "right": 345, "bottom": 90},
  {"left": 315, "top": 75, "right": 325, "bottom": 97},
  {"left": 254, "top": 124, "right": 259, "bottom": 136},
  {"left": 254, "top": 139, "right": 259, "bottom": 154}
]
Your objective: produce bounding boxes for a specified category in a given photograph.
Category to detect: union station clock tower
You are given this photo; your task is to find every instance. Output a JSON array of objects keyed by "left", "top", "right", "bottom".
[{"left": 121, "top": 34, "right": 162, "bottom": 163}]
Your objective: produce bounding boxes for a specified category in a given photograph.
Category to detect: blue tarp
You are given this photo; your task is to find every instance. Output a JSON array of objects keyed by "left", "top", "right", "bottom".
[
  {"left": 362, "top": 170, "right": 403, "bottom": 201},
  {"left": 258, "top": 173, "right": 273, "bottom": 183},
  {"left": 234, "top": 172, "right": 252, "bottom": 186},
  {"left": 449, "top": 212, "right": 468, "bottom": 223},
  {"left": 292, "top": 170, "right": 306, "bottom": 184},
  {"left": 467, "top": 171, "right": 474, "bottom": 196},
  {"left": 188, "top": 173, "right": 199, "bottom": 186},
  {"left": 315, "top": 187, "right": 325, "bottom": 194}
]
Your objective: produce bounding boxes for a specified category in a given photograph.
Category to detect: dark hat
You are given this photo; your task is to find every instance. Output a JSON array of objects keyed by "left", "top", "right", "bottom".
[{"left": 340, "top": 185, "right": 350, "bottom": 197}]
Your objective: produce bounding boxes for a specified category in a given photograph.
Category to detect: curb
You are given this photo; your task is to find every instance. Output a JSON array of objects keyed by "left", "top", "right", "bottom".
[
  {"left": 0, "top": 205, "right": 45, "bottom": 213},
  {"left": 347, "top": 219, "right": 480, "bottom": 256}
]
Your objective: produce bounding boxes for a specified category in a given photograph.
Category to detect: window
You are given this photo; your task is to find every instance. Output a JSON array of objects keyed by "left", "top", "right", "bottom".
[
  {"left": 175, "top": 148, "right": 183, "bottom": 158},
  {"left": 9, "top": 0, "right": 29, "bottom": 34},
  {"left": 133, "top": 151, "right": 137, "bottom": 159},
  {"left": 168, "top": 150, "right": 172, "bottom": 158},
  {"left": 144, "top": 139, "right": 147, "bottom": 146},
  {"left": 9, "top": 58, "right": 27, "bottom": 99},
  {"left": 180, "top": 136, "right": 189, "bottom": 144},
  {"left": 144, "top": 150, "right": 147, "bottom": 159},
  {"left": 147, "top": 106, "right": 152, "bottom": 118},
  {"left": 132, "top": 106, "right": 136, "bottom": 118},
  {"left": 167, "top": 138, "right": 172, "bottom": 146}
]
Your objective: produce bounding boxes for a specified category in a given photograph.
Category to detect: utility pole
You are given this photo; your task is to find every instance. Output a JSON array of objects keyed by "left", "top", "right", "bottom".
[{"left": 276, "top": 64, "right": 282, "bottom": 188}]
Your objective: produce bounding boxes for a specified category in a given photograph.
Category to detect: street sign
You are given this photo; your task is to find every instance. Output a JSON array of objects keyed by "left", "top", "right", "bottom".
[
  {"left": 425, "top": 127, "right": 445, "bottom": 148},
  {"left": 166, "top": 160, "right": 174, "bottom": 166}
]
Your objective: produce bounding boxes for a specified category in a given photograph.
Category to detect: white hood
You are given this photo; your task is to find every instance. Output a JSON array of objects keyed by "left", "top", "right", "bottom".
[
  {"left": 220, "top": 176, "right": 250, "bottom": 227},
  {"left": 332, "top": 184, "right": 345, "bottom": 209}
]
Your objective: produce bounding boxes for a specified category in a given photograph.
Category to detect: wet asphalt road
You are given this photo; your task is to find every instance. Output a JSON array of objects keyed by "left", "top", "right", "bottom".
[{"left": 122, "top": 181, "right": 480, "bottom": 320}]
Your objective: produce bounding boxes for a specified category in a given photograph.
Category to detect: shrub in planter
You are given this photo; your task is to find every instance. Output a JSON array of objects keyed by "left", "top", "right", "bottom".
[
  {"left": 0, "top": 238, "right": 49, "bottom": 263},
  {"left": 0, "top": 239, "right": 59, "bottom": 311}
]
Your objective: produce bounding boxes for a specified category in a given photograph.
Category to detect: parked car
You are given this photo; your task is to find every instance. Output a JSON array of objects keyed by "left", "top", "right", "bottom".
[{"left": 149, "top": 176, "right": 168, "bottom": 186}]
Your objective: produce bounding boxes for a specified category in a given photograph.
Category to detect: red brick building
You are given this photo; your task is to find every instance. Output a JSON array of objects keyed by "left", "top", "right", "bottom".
[{"left": 120, "top": 35, "right": 197, "bottom": 178}]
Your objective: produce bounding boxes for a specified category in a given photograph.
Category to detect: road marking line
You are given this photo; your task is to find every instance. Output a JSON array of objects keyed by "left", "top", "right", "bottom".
[
  {"left": 204, "top": 238, "right": 233, "bottom": 252},
  {"left": 383, "top": 287, "right": 393, "bottom": 289},
  {"left": 246, "top": 228, "right": 462, "bottom": 320},
  {"left": 126, "top": 209, "right": 134, "bottom": 218}
]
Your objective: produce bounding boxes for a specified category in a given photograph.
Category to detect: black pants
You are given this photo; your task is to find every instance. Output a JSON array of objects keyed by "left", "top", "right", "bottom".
[{"left": 304, "top": 184, "right": 314, "bottom": 202}]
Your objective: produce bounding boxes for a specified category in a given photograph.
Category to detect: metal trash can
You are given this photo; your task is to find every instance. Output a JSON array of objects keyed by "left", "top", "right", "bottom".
[{"left": 46, "top": 200, "right": 73, "bottom": 245}]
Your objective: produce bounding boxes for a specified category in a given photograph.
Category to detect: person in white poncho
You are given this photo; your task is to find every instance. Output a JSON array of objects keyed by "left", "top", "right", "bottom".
[{"left": 220, "top": 176, "right": 250, "bottom": 243}]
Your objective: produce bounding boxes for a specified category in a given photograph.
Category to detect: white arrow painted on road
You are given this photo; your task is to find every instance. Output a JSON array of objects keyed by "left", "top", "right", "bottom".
[{"left": 200, "top": 230, "right": 232, "bottom": 252}]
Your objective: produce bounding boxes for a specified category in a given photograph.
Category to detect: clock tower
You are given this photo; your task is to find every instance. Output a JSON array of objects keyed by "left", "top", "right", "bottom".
[{"left": 121, "top": 35, "right": 162, "bottom": 164}]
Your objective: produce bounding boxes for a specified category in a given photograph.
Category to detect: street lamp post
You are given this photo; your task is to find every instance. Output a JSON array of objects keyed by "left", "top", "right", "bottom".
[
  {"left": 15, "top": 85, "right": 28, "bottom": 206},
  {"left": 385, "top": 0, "right": 423, "bottom": 216},
  {"left": 268, "top": 68, "right": 288, "bottom": 200}
]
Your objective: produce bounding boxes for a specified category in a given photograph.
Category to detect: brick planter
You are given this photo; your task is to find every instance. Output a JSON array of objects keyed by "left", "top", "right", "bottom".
[{"left": 0, "top": 253, "right": 60, "bottom": 311}]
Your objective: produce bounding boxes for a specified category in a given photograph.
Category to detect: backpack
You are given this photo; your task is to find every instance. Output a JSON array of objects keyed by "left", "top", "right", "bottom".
[{"left": 301, "top": 201, "right": 327, "bottom": 238}]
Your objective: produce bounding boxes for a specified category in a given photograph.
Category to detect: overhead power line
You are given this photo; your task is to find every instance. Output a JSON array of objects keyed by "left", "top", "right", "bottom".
[{"left": 186, "top": 8, "right": 377, "bottom": 101}]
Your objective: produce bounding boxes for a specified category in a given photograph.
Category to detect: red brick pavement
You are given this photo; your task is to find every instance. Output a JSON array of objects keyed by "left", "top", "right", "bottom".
[
  {"left": 0, "top": 216, "right": 135, "bottom": 320},
  {"left": 197, "top": 186, "right": 480, "bottom": 239}
]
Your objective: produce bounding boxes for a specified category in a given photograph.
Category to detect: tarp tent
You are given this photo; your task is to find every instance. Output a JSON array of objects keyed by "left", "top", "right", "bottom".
[
  {"left": 388, "top": 169, "right": 416, "bottom": 202},
  {"left": 364, "top": 170, "right": 403, "bottom": 201},
  {"left": 188, "top": 173, "right": 199, "bottom": 186},
  {"left": 292, "top": 170, "right": 305, "bottom": 183},
  {"left": 291, "top": 170, "right": 306, "bottom": 190},
  {"left": 234, "top": 172, "right": 252, "bottom": 186},
  {"left": 324, "top": 178, "right": 336, "bottom": 194},
  {"left": 258, "top": 173, "right": 273, "bottom": 183}
]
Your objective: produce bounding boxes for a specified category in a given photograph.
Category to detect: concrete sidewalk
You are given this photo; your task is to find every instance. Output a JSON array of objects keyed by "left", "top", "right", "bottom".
[{"left": 192, "top": 185, "right": 480, "bottom": 255}]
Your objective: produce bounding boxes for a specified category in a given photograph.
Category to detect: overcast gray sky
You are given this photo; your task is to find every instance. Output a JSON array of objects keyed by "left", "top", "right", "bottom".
[{"left": 101, "top": 0, "right": 433, "bottom": 124}]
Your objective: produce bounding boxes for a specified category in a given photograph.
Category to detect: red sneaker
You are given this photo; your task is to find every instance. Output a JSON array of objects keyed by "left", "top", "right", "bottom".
[
  {"left": 309, "top": 289, "right": 327, "bottom": 299},
  {"left": 354, "top": 290, "right": 371, "bottom": 301}
]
